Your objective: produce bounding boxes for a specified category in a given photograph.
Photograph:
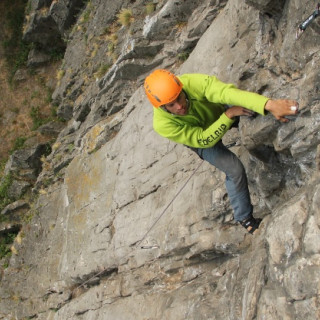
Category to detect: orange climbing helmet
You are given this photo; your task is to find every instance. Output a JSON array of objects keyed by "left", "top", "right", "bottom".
[{"left": 144, "top": 69, "right": 183, "bottom": 108}]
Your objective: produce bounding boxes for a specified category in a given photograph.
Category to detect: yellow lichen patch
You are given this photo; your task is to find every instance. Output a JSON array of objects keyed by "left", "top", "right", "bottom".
[
  {"left": 81, "top": 122, "right": 106, "bottom": 154},
  {"left": 11, "top": 295, "right": 21, "bottom": 302},
  {"left": 16, "top": 232, "right": 23, "bottom": 245},
  {"left": 175, "top": 21, "right": 187, "bottom": 33},
  {"left": 39, "top": 7, "right": 49, "bottom": 17},
  {"left": 75, "top": 93, "right": 85, "bottom": 107},
  {"left": 40, "top": 155, "right": 51, "bottom": 171},
  {"left": 38, "top": 189, "right": 48, "bottom": 195},
  {"left": 91, "top": 43, "right": 99, "bottom": 58},
  {"left": 56, "top": 69, "right": 65, "bottom": 82},
  {"left": 11, "top": 245, "right": 18, "bottom": 255},
  {"left": 52, "top": 141, "right": 61, "bottom": 151}
]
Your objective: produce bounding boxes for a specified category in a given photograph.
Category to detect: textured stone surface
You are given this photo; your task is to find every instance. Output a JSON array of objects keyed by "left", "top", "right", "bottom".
[
  {"left": 0, "top": 0, "right": 320, "bottom": 319},
  {"left": 23, "top": 0, "right": 86, "bottom": 50}
]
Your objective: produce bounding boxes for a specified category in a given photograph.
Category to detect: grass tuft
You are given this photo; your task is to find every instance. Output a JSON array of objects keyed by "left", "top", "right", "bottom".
[
  {"left": 145, "top": 2, "right": 156, "bottom": 15},
  {"left": 0, "top": 172, "right": 13, "bottom": 212},
  {"left": 0, "top": 233, "right": 16, "bottom": 260},
  {"left": 117, "top": 8, "right": 134, "bottom": 27}
]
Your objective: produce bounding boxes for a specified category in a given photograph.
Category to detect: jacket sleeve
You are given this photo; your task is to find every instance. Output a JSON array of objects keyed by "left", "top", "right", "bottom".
[
  {"left": 180, "top": 74, "right": 269, "bottom": 115},
  {"left": 154, "top": 111, "right": 234, "bottom": 148},
  {"left": 153, "top": 74, "right": 270, "bottom": 148}
]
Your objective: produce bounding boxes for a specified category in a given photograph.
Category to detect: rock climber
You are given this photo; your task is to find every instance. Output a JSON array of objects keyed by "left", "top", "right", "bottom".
[{"left": 144, "top": 69, "right": 299, "bottom": 234}]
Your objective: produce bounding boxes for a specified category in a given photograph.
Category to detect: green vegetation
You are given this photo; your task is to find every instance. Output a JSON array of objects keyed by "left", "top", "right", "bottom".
[
  {"left": 56, "top": 69, "right": 65, "bottom": 82},
  {"left": 0, "top": 160, "right": 6, "bottom": 178},
  {"left": 145, "top": 2, "right": 156, "bottom": 15},
  {"left": 67, "top": 143, "right": 75, "bottom": 152},
  {"left": 11, "top": 136, "right": 27, "bottom": 153},
  {"left": 177, "top": 50, "right": 191, "bottom": 62},
  {"left": 30, "top": 106, "right": 50, "bottom": 130},
  {"left": 31, "top": 90, "right": 40, "bottom": 100},
  {"left": 0, "top": 233, "right": 15, "bottom": 259},
  {"left": 2, "top": 0, "right": 32, "bottom": 83},
  {"left": 82, "top": 10, "right": 91, "bottom": 24},
  {"left": 94, "top": 63, "right": 111, "bottom": 79},
  {"left": 0, "top": 172, "right": 13, "bottom": 212},
  {"left": 23, "top": 205, "right": 39, "bottom": 223},
  {"left": 79, "top": 0, "right": 93, "bottom": 25},
  {"left": 107, "top": 42, "right": 115, "bottom": 54},
  {"left": 46, "top": 86, "right": 54, "bottom": 104},
  {"left": 117, "top": 8, "right": 134, "bottom": 27},
  {"left": 48, "top": 48, "right": 64, "bottom": 62},
  {"left": 2, "top": 0, "right": 63, "bottom": 83},
  {"left": 29, "top": 105, "right": 65, "bottom": 131}
]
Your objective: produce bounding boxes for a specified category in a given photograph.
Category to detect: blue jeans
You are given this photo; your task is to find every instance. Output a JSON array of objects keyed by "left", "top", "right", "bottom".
[{"left": 192, "top": 141, "right": 253, "bottom": 222}]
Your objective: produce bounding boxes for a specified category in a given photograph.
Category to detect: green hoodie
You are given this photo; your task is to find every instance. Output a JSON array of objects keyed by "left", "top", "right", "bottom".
[{"left": 153, "top": 73, "right": 269, "bottom": 148}]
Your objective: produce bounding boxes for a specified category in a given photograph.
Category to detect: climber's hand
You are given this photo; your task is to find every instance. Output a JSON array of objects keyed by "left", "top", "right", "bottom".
[
  {"left": 264, "top": 99, "right": 299, "bottom": 123},
  {"left": 225, "top": 106, "right": 255, "bottom": 119}
]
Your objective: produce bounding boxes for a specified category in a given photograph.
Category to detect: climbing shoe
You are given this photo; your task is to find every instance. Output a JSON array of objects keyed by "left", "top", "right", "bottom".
[{"left": 240, "top": 216, "right": 262, "bottom": 235}]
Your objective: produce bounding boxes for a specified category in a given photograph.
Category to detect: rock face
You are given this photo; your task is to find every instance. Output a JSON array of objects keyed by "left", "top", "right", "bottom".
[
  {"left": 0, "top": 0, "right": 320, "bottom": 319},
  {"left": 23, "top": 0, "right": 87, "bottom": 51}
]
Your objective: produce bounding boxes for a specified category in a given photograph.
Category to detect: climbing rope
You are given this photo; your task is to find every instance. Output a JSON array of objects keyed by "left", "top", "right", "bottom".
[
  {"left": 138, "top": 159, "right": 204, "bottom": 249},
  {"left": 137, "top": 141, "right": 239, "bottom": 249},
  {"left": 296, "top": 3, "right": 320, "bottom": 39},
  {"left": 71, "top": 159, "right": 203, "bottom": 292},
  {"left": 73, "top": 141, "right": 240, "bottom": 292}
]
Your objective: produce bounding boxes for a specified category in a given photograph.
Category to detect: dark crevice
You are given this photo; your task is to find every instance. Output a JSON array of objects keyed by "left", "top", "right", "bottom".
[
  {"left": 187, "top": 249, "right": 236, "bottom": 265},
  {"left": 239, "top": 71, "right": 255, "bottom": 81},
  {"left": 138, "top": 185, "right": 161, "bottom": 200},
  {"left": 71, "top": 267, "right": 119, "bottom": 299}
]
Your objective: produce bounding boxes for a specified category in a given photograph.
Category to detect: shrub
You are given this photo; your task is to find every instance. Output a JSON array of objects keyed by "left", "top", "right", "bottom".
[
  {"left": 95, "top": 64, "right": 111, "bottom": 79},
  {"left": 2, "top": 0, "right": 32, "bottom": 83},
  {"left": 0, "top": 172, "right": 13, "bottom": 212},
  {"left": 117, "top": 8, "right": 134, "bottom": 27},
  {"left": 79, "top": 1, "right": 93, "bottom": 24},
  {"left": 10, "top": 137, "right": 27, "bottom": 153},
  {"left": 177, "top": 50, "right": 191, "bottom": 62},
  {"left": 0, "top": 233, "right": 15, "bottom": 259},
  {"left": 145, "top": 2, "right": 156, "bottom": 15},
  {"left": 56, "top": 69, "right": 65, "bottom": 81},
  {"left": 30, "top": 106, "right": 51, "bottom": 130}
]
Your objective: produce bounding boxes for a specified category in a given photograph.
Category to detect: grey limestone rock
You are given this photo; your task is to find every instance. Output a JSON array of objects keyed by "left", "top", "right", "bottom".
[{"left": 0, "top": 0, "right": 320, "bottom": 319}]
